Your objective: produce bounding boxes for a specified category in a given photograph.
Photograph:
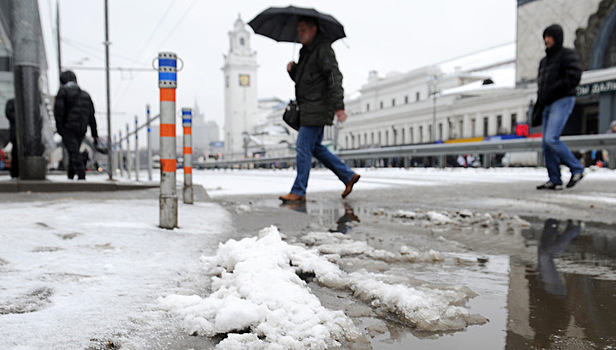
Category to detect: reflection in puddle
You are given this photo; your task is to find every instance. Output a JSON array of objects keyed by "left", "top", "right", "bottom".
[
  {"left": 276, "top": 200, "right": 616, "bottom": 348},
  {"left": 509, "top": 218, "right": 616, "bottom": 349}
]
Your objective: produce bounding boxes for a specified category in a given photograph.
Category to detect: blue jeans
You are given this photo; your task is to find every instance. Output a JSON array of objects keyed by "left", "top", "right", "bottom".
[
  {"left": 291, "top": 126, "right": 355, "bottom": 196},
  {"left": 541, "top": 97, "right": 584, "bottom": 184}
]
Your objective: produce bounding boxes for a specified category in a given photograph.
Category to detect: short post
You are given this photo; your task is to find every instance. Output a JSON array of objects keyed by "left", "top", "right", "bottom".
[
  {"left": 146, "top": 104, "right": 153, "bottom": 181},
  {"left": 158, "top": 52, "right": 179, "bottom": 229},
  {"left": 182, "top": 108, "right": 193, "bottom": 204},
  {"left": 134, "top": 115, "right": 140, "bottom": 181},
  {"left": 118, "top": 130, "right": 124, "bottom": 177},
  {"left": 126, "top": 123, "right": 131, "bottom": 179}
]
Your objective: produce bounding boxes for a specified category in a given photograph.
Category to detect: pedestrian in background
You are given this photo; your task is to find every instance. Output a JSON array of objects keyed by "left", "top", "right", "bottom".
[
  {"left": 4, "top": 98, "right": 18, "bottom": 178},
  {"left": 53, "top": 70, "right": 100, "bottom": 180},
  {"left": 607, "top": 120, "right": 616, "bottom": 134},
  {"left": 532, "top": 24, "right": 584, "bottom": 190},
  {"left": 279, "top": 16, "right": 359, "bottom": 202}
]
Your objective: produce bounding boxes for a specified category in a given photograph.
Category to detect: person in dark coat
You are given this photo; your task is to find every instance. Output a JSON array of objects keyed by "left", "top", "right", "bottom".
[
  {"left": 532, "top": 24, "right": 584, "bottom": 190},
  {"left": 279, "top": 16, "right": 360, "bottom": 202},
  {"left": 4, "top": 98, "right": 18, "bottom": 178},
  {"left": 54, "top": 71, "right": 99, "bottom": 180}
]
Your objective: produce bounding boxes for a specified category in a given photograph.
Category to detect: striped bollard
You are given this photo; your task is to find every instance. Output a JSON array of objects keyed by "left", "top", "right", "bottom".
[
  {"left": 126, "top": 123, "right": 131, "bottom": 179},
  {"left": 182, "top": 108, "right": 193, "bottom": 204},
  {"left": 146, "top": 104, "right": 153, "bottom": 181},
  {"left": 134, "top": 115, "right": 140, "bottom": 182},
  {"left": 118, "top": 130, "right": 124, "bottom": 177},
  {"left": 157, "top": 52, "right": 178, "bottom": 229}
]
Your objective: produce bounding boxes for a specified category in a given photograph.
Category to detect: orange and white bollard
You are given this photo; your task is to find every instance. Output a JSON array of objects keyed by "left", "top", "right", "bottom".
[
  {"left": 182, "top": 108, "right": 193, "bottom": 204},
  {"left": 157, "top": 52, "right": 179, "bottom": 229}
]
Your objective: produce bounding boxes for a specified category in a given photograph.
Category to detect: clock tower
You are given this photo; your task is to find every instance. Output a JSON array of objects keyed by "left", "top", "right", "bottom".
[{"left": 222, "top": 15, "right": 259, "bottom": 158}]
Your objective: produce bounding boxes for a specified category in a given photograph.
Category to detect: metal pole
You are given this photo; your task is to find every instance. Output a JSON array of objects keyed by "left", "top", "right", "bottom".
[
  {"left": 126, "top": 123, "right": 131, "bottom": 179},
  {"left": 118, "top": 130, "right": 124, "bottom": 177},
  {"left": 11, "top": 0, "right": 46, "bottom": 180},
  {"left": 182, "top": 108, "right": 193, "bottom": 204},
  {"left": 134, "top": 115, "right": 139, "bottom": 181},
  {"left": 146, "top": 104, "right": 152, "bottom": 181},
  {"left": 104, "top": 0, "right": 113, "bottom": 180},
  {"left": 56, "top": 0, "right": 61, "bottom": 79},
  {"left": 158, "top": 52, "right": 179, "bottom": 229},
  {"left": 112, "top": 134, "right": 117, "bottom": 176}
]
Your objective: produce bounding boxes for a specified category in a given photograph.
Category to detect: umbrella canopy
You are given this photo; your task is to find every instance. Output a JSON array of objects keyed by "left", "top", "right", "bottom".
[{"left": 248, "top": 5, "right": 346, "bottom": 43}]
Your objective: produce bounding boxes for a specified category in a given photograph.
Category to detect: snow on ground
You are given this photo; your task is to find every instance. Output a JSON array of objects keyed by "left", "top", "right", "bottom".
[
  {"left": 0, "top": 196, "right": 231, "bottom": 349},
  {"left": 160, "top": 226, "right": 488, "bottom": 349},
  {"left": 194, "top": 166, "right": 614, "bottom": 198},
  {"left": 2, "top": 166, "right": 615, "bottom": 349}
]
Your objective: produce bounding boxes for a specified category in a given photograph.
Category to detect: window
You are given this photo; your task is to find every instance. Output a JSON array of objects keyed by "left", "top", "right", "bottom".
[
  {"left": 459, "top": 120, "right": 464, "bottom": 139},
  {"left": 380, "top": 101, "right": 384, "bottom": 109},
  {"left": 483, "top": 117, "right": 489, "bottom": 137},
  {"left": 392, "top": 99, "right": 396, "bottom": 107},
  {"left": 416, "top": 92, "right": 420, "bottom": 101},
  {"left": 405, "top": 95, "right": 409, "bottom": 104},
  {"left": 438, "top": 123, "right": 443, "bottom": 140},
  {"left": 410, "top": 127, "right": 414, "bottom": 144},
  {"left": 496, "top": 115, "right": 503, "bottom": 134},
  {"left": 471, "top": 119, "right": 476, "bottom": 137},
  {"left": 401, "top": 128, "right": 405, "bottom": 144},
  {"left": 419, "top": 126, "right": 423, "bottom": 143},
  {"left": 0, "top": 56, "right": 11, "bottom": 72},
  {"left": 511, "top": 113, "right": 517, "bottom": 132},
  {"left": 366, "top": 103, "right": 370, "bottom": 112},
  {"left": 240, "top": 38, "right": 245, "bottom": 46},
  {"left": 385, "top": 130, "right": 389, "bottom": 145}
]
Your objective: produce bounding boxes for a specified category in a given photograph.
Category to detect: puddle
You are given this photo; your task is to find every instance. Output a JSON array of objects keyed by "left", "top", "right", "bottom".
[{"left": 267, "top": 200, "right": 616, "bottom": 349}]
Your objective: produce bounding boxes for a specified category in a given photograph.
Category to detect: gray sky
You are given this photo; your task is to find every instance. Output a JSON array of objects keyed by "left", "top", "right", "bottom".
[{"left": 38, "top": 0, "right": 516, "bottom": 139}]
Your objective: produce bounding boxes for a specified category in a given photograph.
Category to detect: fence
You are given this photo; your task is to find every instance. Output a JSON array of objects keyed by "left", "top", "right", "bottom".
[{"left": 195, "top": 134, "right": 616, "bottom": 170}]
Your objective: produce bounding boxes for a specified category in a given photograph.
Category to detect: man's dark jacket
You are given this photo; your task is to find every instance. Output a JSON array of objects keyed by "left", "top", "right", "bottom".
[
  {"left": 532, "top": 24, "right": 582, "bottom": 126},
  {"left": 288, "top": 33, "right": 344, "bottom": 126},
  {"left": 54, "top": 71, "right": 98, "bottom": 138}
]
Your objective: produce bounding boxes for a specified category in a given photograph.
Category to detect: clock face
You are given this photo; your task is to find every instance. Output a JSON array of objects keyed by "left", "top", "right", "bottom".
[{"left": 239, "top": 74, "right": 250, "bottom": 86}]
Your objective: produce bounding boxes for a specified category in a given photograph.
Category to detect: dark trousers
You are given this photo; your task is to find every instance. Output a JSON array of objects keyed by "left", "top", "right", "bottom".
[{"left": 62, "top": 129, "right": 86, "bottom": 179}]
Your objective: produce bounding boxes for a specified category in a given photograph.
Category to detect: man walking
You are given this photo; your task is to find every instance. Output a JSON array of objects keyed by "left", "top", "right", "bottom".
[
  {"left": 279, "top": 16, "right": 359, "bottom": 202},
  {"left": 533, "top": 24, "right": 584, "bottom": 190},
  {"left": 54, "top": 70, "right": 100, "bottom": 180}
]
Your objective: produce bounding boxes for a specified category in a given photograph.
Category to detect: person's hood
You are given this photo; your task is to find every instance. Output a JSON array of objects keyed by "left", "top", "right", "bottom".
[
  {"left": 60, "top": 70, "right": 77, "bottom": 85},
  {"left": 609, "top": 120, "right": 616, "bottom": 133},
  {"left": 63, "top": 81, "right": 81, "bottom": 105},
  {"left": 543, "top": 24, "right": 564, "bottom": 54}
]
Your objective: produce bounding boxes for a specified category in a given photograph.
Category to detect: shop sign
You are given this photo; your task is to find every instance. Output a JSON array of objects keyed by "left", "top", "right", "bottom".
[{"left": 577, "top": 79, "right": 616, "bottom": 96}]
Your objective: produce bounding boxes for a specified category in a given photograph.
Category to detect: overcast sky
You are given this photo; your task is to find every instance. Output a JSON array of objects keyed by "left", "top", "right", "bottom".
[{"left": 38, "top": 0, "right": 517, "bottom": 140}]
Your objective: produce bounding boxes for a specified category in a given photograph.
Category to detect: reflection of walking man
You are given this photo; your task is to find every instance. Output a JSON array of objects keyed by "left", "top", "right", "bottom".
[
  {"left": 279, "top": 16, "right": 359, "bottom": 202},
  {"left": 54, "top": 71, "right": 99, "bottom": 180},
  {"left": 533, "top": 24, "right": 584, "bottom": 190},
  {"left": 4, "top": 98, "right": 18, "bottom": 178}
]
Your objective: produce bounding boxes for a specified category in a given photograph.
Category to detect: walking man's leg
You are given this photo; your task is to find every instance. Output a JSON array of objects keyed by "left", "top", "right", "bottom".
[{"left": 543, "top": 97, "right": 584, "bottom": 184}]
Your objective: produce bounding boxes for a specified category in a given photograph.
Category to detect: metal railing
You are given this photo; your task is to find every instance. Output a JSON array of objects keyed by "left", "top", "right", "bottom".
[{"left": 195, "top": 134, "right": 616, "bottom": 170}]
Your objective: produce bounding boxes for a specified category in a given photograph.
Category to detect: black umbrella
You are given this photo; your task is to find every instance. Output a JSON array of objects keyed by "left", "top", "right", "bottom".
[{"left": 248, "top": 5, "right": 346, "bottom": 43}]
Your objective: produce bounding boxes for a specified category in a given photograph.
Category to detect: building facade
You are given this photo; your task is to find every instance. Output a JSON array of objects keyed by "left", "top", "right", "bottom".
[{"left": 338, "top": 0, "right": 616, "bottom": 154}]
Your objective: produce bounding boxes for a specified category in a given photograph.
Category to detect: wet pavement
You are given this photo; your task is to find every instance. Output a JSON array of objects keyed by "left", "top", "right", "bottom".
[{"left": 218, "top": 186, "right": 616, "bottom": 350}]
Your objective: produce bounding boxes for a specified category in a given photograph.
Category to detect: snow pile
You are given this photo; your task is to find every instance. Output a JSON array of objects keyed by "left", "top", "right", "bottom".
[
  {"left": 302, "top": 231, "right": 444, "bottom": 263},
  {"left": 161, "top": 226, "right": 487, "bottom": 348},
  {"left": 160, "top": 226, "right": 359, "bottom": 349},
  {"left": 392, "top": 209, "right": 531, "bottom": 230}
]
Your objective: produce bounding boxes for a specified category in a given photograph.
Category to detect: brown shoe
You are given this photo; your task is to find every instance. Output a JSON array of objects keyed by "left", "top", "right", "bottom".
[
  {"left": 341, "top": 173, "right": 360, "bottom": 198},
  {"left": 279, "top": 193, "right": 306, "bottom": 202}
]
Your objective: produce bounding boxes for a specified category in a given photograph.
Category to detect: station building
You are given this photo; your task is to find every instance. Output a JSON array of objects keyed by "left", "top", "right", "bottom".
[{"left": 338, "top": 0, "right": 616, "bottom": 151}]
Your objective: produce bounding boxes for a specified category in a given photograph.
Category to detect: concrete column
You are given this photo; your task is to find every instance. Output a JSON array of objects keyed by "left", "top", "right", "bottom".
[{"left": 11, "top": 0, "right": 46, "bottom": 180}]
